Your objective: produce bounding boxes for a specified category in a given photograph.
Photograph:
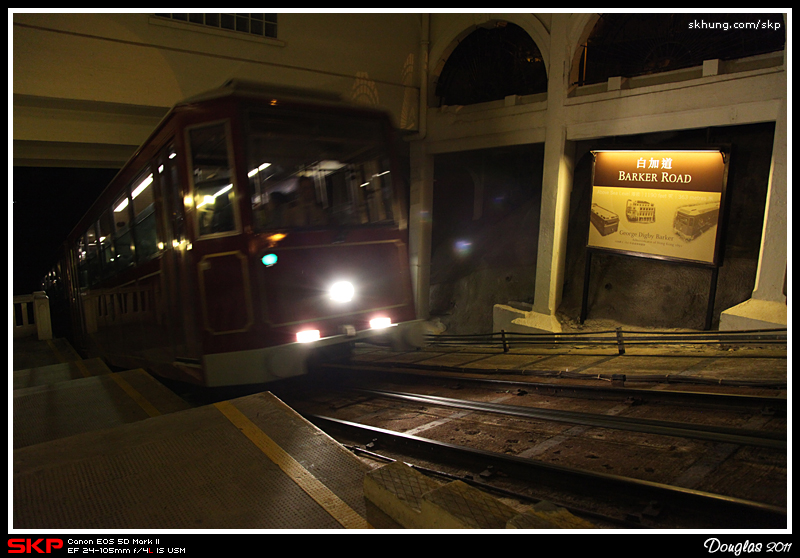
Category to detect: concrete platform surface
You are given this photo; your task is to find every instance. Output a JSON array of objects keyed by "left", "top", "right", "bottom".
[
  {"left": 13, "top": 358, "right": 112, "bottom": 389},
  {"left": 13, "top": 368, "right": 191, "bottom": 449},
  {"left": 13, "top": 391, "right": 372, "bottom": 530}
]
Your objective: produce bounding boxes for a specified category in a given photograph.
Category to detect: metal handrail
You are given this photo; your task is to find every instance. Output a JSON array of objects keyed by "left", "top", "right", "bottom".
[{"left": 425, "top": 327, "right": 787, "bottom": 353}]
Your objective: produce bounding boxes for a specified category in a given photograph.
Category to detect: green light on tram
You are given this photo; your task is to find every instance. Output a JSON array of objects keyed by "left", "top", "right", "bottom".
[{"left": 262, "top": 253, "right": 278, "bottom": 267}]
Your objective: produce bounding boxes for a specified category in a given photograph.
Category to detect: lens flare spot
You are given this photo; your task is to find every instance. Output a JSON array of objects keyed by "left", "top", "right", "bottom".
[{"left": 453, "top": 239, "right": 472, "bottom": 257}]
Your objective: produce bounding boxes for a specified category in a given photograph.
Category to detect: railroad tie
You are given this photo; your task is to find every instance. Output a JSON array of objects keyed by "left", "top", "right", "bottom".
[{"left": 364, "top": 460, "right": 595, "bottom": 529}]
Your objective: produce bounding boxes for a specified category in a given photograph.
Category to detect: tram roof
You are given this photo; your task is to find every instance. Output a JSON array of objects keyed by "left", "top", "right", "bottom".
[{"left": 677, "top": 202, "right": 720, "bottom": 215}]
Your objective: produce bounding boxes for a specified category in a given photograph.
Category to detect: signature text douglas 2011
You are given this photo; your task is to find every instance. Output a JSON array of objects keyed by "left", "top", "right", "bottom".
[{"left": 703, "top": 538, "right": 792, "bottom": 555}]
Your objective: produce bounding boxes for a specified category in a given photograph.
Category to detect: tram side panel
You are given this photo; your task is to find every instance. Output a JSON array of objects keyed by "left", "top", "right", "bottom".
[{"left": 55, "top": 82, "right": 422, "bottom": 387}]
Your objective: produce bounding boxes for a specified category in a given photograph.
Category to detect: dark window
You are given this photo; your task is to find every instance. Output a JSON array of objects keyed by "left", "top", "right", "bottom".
[
  {"left": 112, "top": 190, "right": 134, "bottom": 274},
  {"left": 435, "top": 22, "right": 547, "bottom": 107},
  {"left": 76, "top": 166, "right": 162, "bottom": 288},
  {"left": 154, "top": 13, "right": 277, "bottom": 39},
  {"left": 98, "top": 209, "right": 114, "bottom": 257},
  {"left": 246, "top": 109, "right": 395, "bottom": 230},
  {"left": 576, "top": 13, "right": 786, "bottom": 86},
  {"left": 77, "top": 228, "right": 97, "bottom": 288},
  {"left": 188, "top": 123, "right": 238, "bottom": 237},
  {"left": 131, "top": 170, "right": 159, "bottom": 262}
]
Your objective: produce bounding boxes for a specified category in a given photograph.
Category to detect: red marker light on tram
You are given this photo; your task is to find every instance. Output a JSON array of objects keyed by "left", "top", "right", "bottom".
[
  {"left": 369, "top": 317, "right": 392, "bottom": 329},
  {"left": 296, "top": 330, "right": 320, "bottom": 343}
]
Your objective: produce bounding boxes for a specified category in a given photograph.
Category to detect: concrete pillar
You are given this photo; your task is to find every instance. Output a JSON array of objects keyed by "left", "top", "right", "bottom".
[
  {"left": 508, "top": 14, "right": 574, "bottom": 333},
  {"left": 408, "top": 140, "right": 434, "bottom": 319},
  {"left": 530, "top": 130, "right": 575, "bottom": 332},
  {"left": 719, "top": 84, "right": 787, "bottom": 330}
]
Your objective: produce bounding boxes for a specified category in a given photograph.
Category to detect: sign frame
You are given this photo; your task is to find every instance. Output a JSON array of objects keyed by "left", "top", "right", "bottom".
[
  {"left": 586, "top": 147, "right": 730, "bottom": 268},
  {"left": 580, "top": 146, "right": 731, "bottom": 330}
]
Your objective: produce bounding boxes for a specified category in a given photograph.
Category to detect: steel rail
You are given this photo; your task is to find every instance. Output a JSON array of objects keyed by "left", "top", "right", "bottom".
[
  {"left": 304, "top": 414, "right": 787, "bottom": 529},
  {"left": 325, "top": 361, "right": 789, "bottom": 400},
  {"left": 354, "top": 388, "right": 786, "bottom": 450}
]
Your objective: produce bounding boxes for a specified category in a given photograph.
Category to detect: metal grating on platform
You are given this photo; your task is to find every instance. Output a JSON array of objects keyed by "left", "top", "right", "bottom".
[{"left": 13, "top": 392, "right": 372, "bottom": 530}]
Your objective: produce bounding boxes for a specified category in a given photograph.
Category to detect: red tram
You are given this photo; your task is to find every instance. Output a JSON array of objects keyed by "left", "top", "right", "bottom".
[{"left": 54, "top": 80, "right": 423, "bottom": 386}]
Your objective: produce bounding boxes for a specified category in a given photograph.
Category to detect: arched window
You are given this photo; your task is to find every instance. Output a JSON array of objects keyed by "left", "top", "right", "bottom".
[
  {"left": 435, "top": 22, "right": 547, "bottom": 107},
  {"left": 576, "top": 13, "right": 785, "bottom": 86}
]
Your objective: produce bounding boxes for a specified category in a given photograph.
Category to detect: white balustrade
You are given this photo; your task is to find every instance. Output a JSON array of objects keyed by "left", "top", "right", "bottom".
[{"left": 12, "top": 291, "right": 52, "bottom": 340}]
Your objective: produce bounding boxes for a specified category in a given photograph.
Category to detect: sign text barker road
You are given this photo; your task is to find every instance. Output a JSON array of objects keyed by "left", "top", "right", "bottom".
[{"left": 594, "top": 150, "right": 725, "bottom": 192}]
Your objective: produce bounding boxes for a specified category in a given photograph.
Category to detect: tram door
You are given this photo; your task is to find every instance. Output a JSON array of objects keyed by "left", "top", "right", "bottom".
[{"left": 158, "top": 143, "right": 201, "bottom": 364}]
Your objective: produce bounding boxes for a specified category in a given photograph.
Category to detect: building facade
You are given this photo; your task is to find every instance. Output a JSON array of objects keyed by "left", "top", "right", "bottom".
[{"left": 13, "top": 12, "right": 788, "bottom": 331}]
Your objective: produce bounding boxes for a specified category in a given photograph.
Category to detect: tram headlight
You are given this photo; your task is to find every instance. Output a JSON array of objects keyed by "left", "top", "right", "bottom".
[{"left": 329, "top": 281, "right": 354, "bottom": 303}]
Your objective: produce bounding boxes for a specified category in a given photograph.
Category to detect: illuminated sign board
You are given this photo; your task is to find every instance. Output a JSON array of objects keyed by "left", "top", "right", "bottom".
[{"left": 588, "top": 150, "right": 727, "bottom": 266}]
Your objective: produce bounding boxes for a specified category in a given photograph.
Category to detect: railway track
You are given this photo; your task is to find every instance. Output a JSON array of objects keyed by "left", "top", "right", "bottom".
[
  {"left": 304, "top": 412, "right": 785, "bottom": 529},
  {"left": 277, "top": 360, "right": 787, "bottom": 529},
  {"left": 319, "top": 360, "right": 788, "bottom": 409},
  {"left": 346, "top": 387, "right": 784, "bottom": 449}
]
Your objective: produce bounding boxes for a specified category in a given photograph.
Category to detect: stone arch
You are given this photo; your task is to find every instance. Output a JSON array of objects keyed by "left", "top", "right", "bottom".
[{"left": 428, "top": 14, "right": 550, "bottom": 107}]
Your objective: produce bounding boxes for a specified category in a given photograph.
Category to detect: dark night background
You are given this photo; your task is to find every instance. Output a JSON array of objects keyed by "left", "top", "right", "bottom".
[{"left": 12, "top": 166, "right": 119, "bottom": 295}]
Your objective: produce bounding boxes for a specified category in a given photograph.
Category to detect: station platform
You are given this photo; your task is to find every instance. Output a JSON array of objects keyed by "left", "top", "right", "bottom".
[
  {"left": 11, "top": 337, "right": 373, "bottom": 530},
  {"left": 13, "top": 337, "right": 577, "bottom": 530}
]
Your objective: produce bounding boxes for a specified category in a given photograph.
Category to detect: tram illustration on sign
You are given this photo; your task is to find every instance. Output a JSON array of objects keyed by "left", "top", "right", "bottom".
[
  {"left": 590, "top": 203, "right": 619, "bottom": 236},
  {"left": 672, "top": 202, "right": 720, "bottom": 242}
]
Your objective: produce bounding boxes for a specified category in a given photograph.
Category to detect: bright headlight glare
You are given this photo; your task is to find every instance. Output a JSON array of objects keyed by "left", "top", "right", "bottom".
[{"left": 329, "top": 281, "right": 354, "bottom": 302}]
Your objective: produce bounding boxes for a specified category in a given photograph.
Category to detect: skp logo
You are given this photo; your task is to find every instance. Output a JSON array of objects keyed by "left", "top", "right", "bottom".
[{"left": 8, "top": 539, "right": 64, "bottom": 554}]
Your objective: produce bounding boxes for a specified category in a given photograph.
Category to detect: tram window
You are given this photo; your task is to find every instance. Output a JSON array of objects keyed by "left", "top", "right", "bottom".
[
  {"left": 112, "top": 192, "right": 135, "bottom": 271},
  {"left": 247, "top": 109, "right": 395, "bottom": 230},
  {"left": 83, "top": 225, "right": 103, "bottom": 287},
  {"left": 131, "top": 170, "right": 159, "bottom": 261},
  {"left": 76, "top": 232, "right": 93, "bottom": 289},
  {"left": 189, "top": 123, "right": 237, "bottom": 237},
  {"left": 92, "top": 211, "right": 112, "bottom": 280},
  {"left": 161, "top": 145, "right": 186, "bottom": 244},
  {"left": 132, "top": 171, "right": 155, "bottom": 215}
]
